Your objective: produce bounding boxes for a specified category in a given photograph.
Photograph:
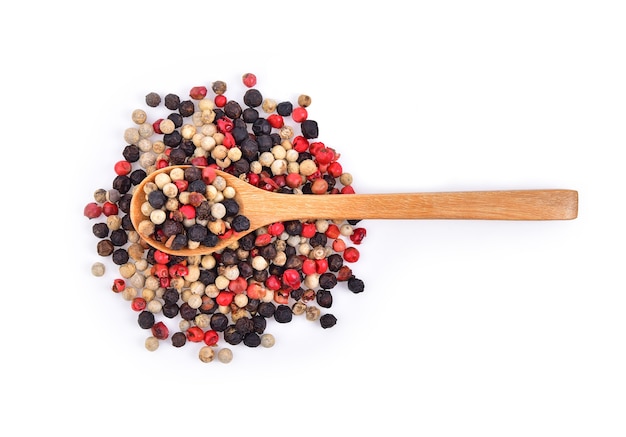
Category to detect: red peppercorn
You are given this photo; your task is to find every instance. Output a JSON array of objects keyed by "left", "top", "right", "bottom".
[
  {"left": 153, "top": 250, "right": 170, "bottom": 265},
  {"left": 302, "top": 259, "right": 317, "bottom": 275},
  {"left": 179, "top": 204, "right": 196, "bottom": 220},
  {"left": 186, "top": 326, "right": 205, "bottom": 342},
  {"left": 267, "top": 222, "right": 285, "bottom": 236},
  {"left": 325, "top": 224, "right": 340, "bottom": 239},
  {"left": 301, "top": 222, "right": 317, "bottom": 238},
  {"left": 292, "top": 106, "right": 308, "bottom": 122},
  {"left": 350, "top": 228, "right": 367, "bottom": 245},
  {"left": 247, "top": 282, "right": 267, "bottom": 300},
  {"left": 217, "top": 117, "right": 234, "bottom": 133},
  {"left": 191, "top": 156, "right": 209, "bottom": 167},
  {"left": 315, "top": 147, "right": 335, "bottom": 165},
  {"left": 152, "top": 263, "right": 169, "bottom": 278},
  {"left": 309, "top": 141, "right": 324, "bottom": 156},
  {"left": 83, "top": 202, "right": 102, "bottom": 219},
  {"left": 332, "top": 238, "right": 346, "bottom": 252},
  {"left": 114, "top": 160, "right": 132, "bottom": 176},
  {"left": 169, "top": 263, "right": 189, "bottom": 278},
  {"left": 131, "top": 297, "right": 147, "bottom": 311},
  {"left": 203, "top": 329, "right": 219, "bottom": 346},
  {"left": 343, "top": 247, "right": 360, "bottom": 263},
  {"left": 273, "top": 290, "right": 289, "bottom": 305},
  {"left": 292, "top": 136, "right": 309, "bottom": 152},
  {"left": 152, "top": 118, "right": 163, "bottom": 134},
  {"left": 327, "top": 161, "right": 343, "bottom": 178},
  {"left": 242, "top": 73, "right": 257, "bottom": 88},
  {"left": 285, "top": 172, "right": 303, "bottom": 189},
  {"left": 189, "top": 85, "right": 208, "bottom": 100},
  {"left": 255, "top": 233, "right": 273, "bottom": 247},
  {"left": 282, "top": 269, "right": 301, "bottom": 289},
  {"left": 310, "top": 178, "right": 328, "bottom": 194},
  {"left": 173, "top": 179, "right": 189, "bottom": 192},
  {"left": 214, "top": 94, "right": 227, "bottom": 107},
  {"left": 265, "top": 275, "right": 282, "bottom": 291},
  {"left": 337, "top": 265, "right": 353, "bottom": 281},
  {"left": 112, "top": 278, "right": 126, "bottom": 293},
  {"left": 315, "top": 259, "right": 328, "bottom": 274},
  {"left": 267, "top": 113, "right": 284, "bottom": 128},
  {"left": 102, "top": 201, "right": 119, "bottom": 217},
  {"left": 228, "top": 276, "right": 247, "bottom": 293},
  {"left": 341, "top": 186, "right": 355, "bottom": 194},
  {"left": 156, "top": 159, "right": 169, "bottom": 169},
  {"left": 216, "top": 291, "right": 234, "bottom": 306},
  {"left": 201, "top": 166, "right": 217, "bottom": 184},
  {"left": 151, "top": 321, "right": 169, "bottom": 340}
]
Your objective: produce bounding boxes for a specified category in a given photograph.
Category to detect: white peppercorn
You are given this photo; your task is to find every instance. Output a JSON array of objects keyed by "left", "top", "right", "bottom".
[
  {"left": 91, "top": 262, "right": 106, "bottom": 277},
  {"left": 260, "top": 333, "right": 275, "bottom": 348},
  {"left": 145, "top": 336, "right": 159, "bottom": 351},
  {"left": 217, "top": 348, "right": 233, "bottom": 363},
  {"left": 199, "top": 347, "right": 215, "bottom": 363}
]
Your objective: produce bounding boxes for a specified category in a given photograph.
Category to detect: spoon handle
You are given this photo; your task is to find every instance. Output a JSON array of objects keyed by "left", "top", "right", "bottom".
[{"left": 262, "top": 189, "right": 578, "bottom": 222}]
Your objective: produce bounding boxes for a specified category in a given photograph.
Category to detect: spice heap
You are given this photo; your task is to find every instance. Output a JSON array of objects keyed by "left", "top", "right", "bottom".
[
  {"left": 84, "top": 73, "right": 367, "bottom": 363},
  {"left": 135, "top": 165, "right": 250, "bottom": 251}
]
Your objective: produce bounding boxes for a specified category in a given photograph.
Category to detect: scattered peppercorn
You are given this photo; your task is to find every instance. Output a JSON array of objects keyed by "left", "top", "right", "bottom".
[{"left": 85, "top": 73, "right": 370, "bottom": 361}]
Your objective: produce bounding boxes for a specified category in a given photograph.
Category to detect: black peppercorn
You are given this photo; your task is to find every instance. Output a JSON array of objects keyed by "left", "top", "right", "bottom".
[
  {"left": 178, "top": 100, "right": 195, "bottom": 117},
  {"left": 171, "top": 332, "right": 186, "bottom": 347},
  {"left": 168, "top": 147, "right": 186, "bottom": 165},
  {"left": 179, "top": 302, "right": 197, "bottom": 320},
  {"left": 252, "top": 269, "right": 268, "bottom": 283},
  {"left": 276, "top": 101, "right": 293, "bottom": 116},
  {"left": 242, "top": 107, "right": 259, "bottom": 123},
  {"left": 327, "top": 253, "right": 343, "bottom": 272},
  {"left": 246, "top": 299, "right": 260, "bottom": 314},
  {"left": 320, "top": 313, "right": 337, "bottom": 329},
  {"left": 161, "top": 219, "right": 183, "bottom": 237},
  {"left": 210, "top": 313, "right": 229, "bottom": 331},
  {"left": 252, "top": 118, "right": 271, "bottom": 136},
  {"left": 232, "top": 126, "right": 249, "bottom": 144},
  {"left": 240, "top": 138, "right": 259, "bottom": 161},
  {"left": 170, "top": 234, "right": 188, "bottom": 250},
  {"left": 256, "top": 135, "right": 273, "bottom": 153},
  {"left": 110, "top": 229, "right": 128, "bottom": 246},
  {"left": 243, "top": 89, "right": 263, "bottom": 108},
  {"left": 258, "top": 244, "right": 277, "bottom": 261},
  {"left": 112, "top": 175, "right": 132, "bottom": 194},
  {"left": 224, "top": 100, "right": 242, "bottom": 119},
  {"left": 239, "top": 233, "right": 256, "bottom": 251},
  {"left": 163, "top": 288, "right": 179, "bottom": 304},
  {"left": 223, "top": 326, "right": 244, "bottom": 345},
  {"left": 238, "top": 260, "right": 253, "bottom": 279},
  {"left": 290, "top": 287, "right": 305, "bottom": 301},
  {"left": 163, "top": 131, "right": 182, "bottom": 147},
  {"left": 92, "top": 222, "right": 109, "bottom": 238},
  {"left": 97, "top": 239, "right": 114, "bottom": 256},
  {"left": 202, "top": 233, "right": 219, "bottom": 248},
  {"left": 316, "top": 289, "right": 333, "bottom": 308},
  {"left": 221, "top": 198, "right": 240, "bottom": 216},
  {"left": 162, "top": 302, "right": 179, "bottom": 318},
  {"left": 251, "top": 314, "right": 266, "bottom": 334},
  {"left": 164, "top": 93, "right": 180, "bottom": 110},
  {"left": 187, "top": 224, "right": 208, "bottom": 242},
  {"left": 184, "top": 166, "right": 202, "bottom": 181},
  {"left": 145, "top": 92, "right": 161, "bottom": 107},
  {"left": 348, "top": 277, "right": 365, "bottom": 293},
  {"left": 122, "top": 144, "right": 140, "bottom": 162},
  {"left": 121, "top": 215, "right": 134, "bottom": 231},
  {"left": 274, "top": 304, "right": 293, "bottom": 323},
  {"left": 129, "top": 169, "right": 147, "bottom": 186},
  {"left": 318, "top": 272, "right": 337, "bottom": 290},
  {"left": 309, "top": 232, "right": 327, "bottom": 247},
  {"left": 301, "top": 119, "right": 319, "bottom": 139},
  {"left": 231, "top": 215, "right": 251, "bottom": 232},
  {"left": 257, "top": 301, "right": 276, "bottom": 318},
  {"left": 111, "top": 248, "right": 129, "bottom": 265},
  {"left": 284, "top": 220, "right": 303, "bottom": 236},
  {"left": 198, "top": 269, "right": 217, "bottom": 286},
  {"left": 235, "top": 317, "right": 255, "bottom": 335},
  {"left": 243, "top": 332, "right": 261, "bottom": 348},
  {"left": 167, "top": 112, "right": 184, "bottom": 128},
  {"left": 147, "top": 190, "right": 167, "bottom": 209},
  {"left": 284, "top": 255, "right": 303, "bottom": 270},
  {"left": 220, "top": 248, "right": 238, "bottom": 266},
  {"left": 137, "top": 311, "right": 155, "bottom": 329},
  {"left": 179, "top": 140, "right": 195, "bottom": 157}
]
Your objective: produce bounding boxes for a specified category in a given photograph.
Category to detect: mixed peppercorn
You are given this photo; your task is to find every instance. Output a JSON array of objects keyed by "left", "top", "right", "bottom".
[{"left": 85, "top": 73, "right": 367, "bottom": 363}]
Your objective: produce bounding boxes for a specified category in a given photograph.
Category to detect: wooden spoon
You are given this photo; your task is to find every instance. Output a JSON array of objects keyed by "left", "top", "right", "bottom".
[{"left": 130, "top": 165, "right": 578, "bottom": 256}]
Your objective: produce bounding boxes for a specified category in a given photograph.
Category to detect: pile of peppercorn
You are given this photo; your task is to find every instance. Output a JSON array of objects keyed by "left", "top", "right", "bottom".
[{"left": 84, "top": 73, "right": 367, "bottom": 363}]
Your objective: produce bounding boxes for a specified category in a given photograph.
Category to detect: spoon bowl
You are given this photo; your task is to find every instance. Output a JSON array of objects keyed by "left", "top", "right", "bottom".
[{"left": 130, "top": 165, "right": 578, "bottom": 256}]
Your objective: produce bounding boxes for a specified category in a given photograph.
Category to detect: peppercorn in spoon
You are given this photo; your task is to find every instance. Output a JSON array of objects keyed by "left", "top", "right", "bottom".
[{"left": 130, "top": 165, "right": 578, "bottom": 257}]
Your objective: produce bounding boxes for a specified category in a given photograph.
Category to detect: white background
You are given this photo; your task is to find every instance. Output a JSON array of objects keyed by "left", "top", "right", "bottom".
[{"left": 2, "top": 1, "right": 625, "bottom": 436}]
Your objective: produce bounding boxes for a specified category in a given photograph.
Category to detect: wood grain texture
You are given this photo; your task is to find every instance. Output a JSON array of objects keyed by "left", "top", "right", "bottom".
[{"left": 130, "top": 166, "right": 578, "bottom": 256}]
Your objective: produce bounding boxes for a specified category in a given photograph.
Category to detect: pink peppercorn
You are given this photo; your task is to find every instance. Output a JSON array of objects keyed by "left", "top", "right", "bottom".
[
  {"left": 203, "top": 330, "right": 219, "bottom": 346},
  {"left": 114, "top": 160, "right": 132, "bottom": 176},
  {"left": 151, "top": 321, "right": 169, "bottom": 340},
  {"left": 102, "top": 201, "right": 118, "bottom": 217},
  {"left": 343, "top": 247, "right": 360, "bottom": 263},
  {"left": 216, "top": 291, "right": 234, "bottom": 306},
  {"left": 242, "top": 73, "right": 257, "bottom": 87},
  {"left": 301, "top": 222, "right": 317, "bottom": 238},
  {"left": 112, "top": 278, "right": 126, "bottom": 293},
  {"left": 179, "top": 204, "right": 196, "bottom": 220},
  {"left": 327, "top": 162, "right": 343, "bottom": 178},
  {"left": 350, "top": 228, "right": 367, "bottom": 244},
  {"left": 267, "top": 222, "right": 285, "bottom": 236},
  {"left": 152, "top": 118, "right": 163, "bottom": 134},
  {"left": 228, "top": 277, "right": 247, "bottom": 293},
  {"left": 265, "top": 275, "right": 282, "bottom": 291},
  {"left": 153, "top": 250, "right": 170, "bottom": 265},
  {"left": 302, "top": 259, "right": 317, "bottom": 275},
  {"left": 292, "top": 136, "right": 309, "bottom": 152},
  {"left": 83, "top": 202, "right": 102, "bottom": 219},
  {"left": 292, "top": 107, "right": 308, "bottom": 122},
  {"left": 131, "top": 297, "right": 147, "bottom": 311},
  {"left": 214, "top": 94, "right": 227, "bottom": 107},
  {"left": 186, "top": 326, "right": 204, "bottom": 342},
  {"left": 189, "top": 86, "right": 208, "bottom": 100},
  {"left": 267, "top": 113, "right": 284, "bottom": 128}
]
